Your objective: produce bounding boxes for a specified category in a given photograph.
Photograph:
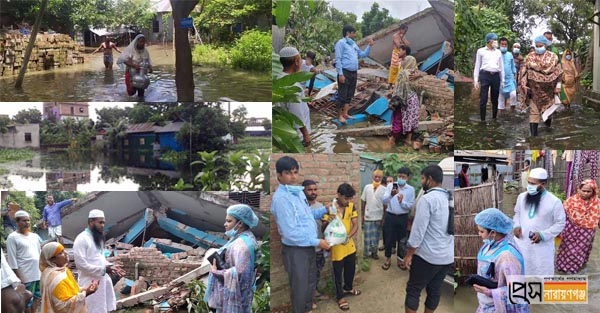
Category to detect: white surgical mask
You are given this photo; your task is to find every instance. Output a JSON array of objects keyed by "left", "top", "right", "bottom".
[
  {"left": 527, "top": 184, "right": 540, "bottom": 195},
  {"left": 491, "top": 41, "right": 499, "bottom": 49},
  {"left": 513, "top": 48, "right": 520, "bottom": 54}
]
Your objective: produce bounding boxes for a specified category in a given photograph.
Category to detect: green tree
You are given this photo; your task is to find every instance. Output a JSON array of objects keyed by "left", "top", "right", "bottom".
[
  {"left": 96, "top": 106, "right": 131, "bottom": 126},
  {"left": 0, "top": 116, "right": 11, "bottom": 134},
  {"left": 3, "top": 192, "right": 40, "bottom": 224},
  {"left": 360, "top": 2, "right": 397, "bottom": 37},
  {"left": 176, "top": 105, "right": 229, "bottom": 152},
  {"left": 13, "top": 108, "right": 42, "bottom": 124},
  {"left": 110, "top": 0, "right": 154, "bottom": 30},
  {"left": 261, "top": 119, "right": 271, "bottom": 130}
]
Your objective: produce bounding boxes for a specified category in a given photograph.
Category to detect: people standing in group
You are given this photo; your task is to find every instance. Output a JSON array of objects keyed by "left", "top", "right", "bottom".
[
  {"left": 388, "top": 24, "right": 410, "bottom": 86},
  {"left": 39, "top": 242, "right": 98, "bottom": 313},
  {"left": 381, "top": 167, "right": 415, "bottom": 270},
  {"left": 473, "top": 208, "right": 529, "bottom": 313},
  {"left": 6, "top": 210, "right": 42, "bottom": 313},
  {"left": 498, "top": 37, "right": 518, "bottom": 113},
  {"left": 205, "top": 204, "right": 259, "bottom": 313},
  {"left": 458, "top": 164, "right": 470, "bottom": 188},
  {"left": 556, "top": 179, "right": 600, "bottom": 274},
  {"left": 301, "top": 179, "right": 330, "bottom": 303},
  {"left": 404, "top": 165, "right": 454, "bottom": 313},
  {"left": 277, "top": 46, "right": 312, "bottom": 147},
  {"left": 73, "top": 209, "right": 125, "bottom": 313},
  {"left": 42, "top": 194, "right": 78, "bottom": 245},
  {"left": 512, "top": 168, "right": 565, "bottom": 275},
  {"left": 560, "top": 49, "right": 579, "bottom": 107},
  {"left": 519, "top": 35, "right": 563, "bottom": 137},
  {"left": 474, "top": 33, "right": 505, "bottom": 121},
  {"left": 271, "top": 156, "right": 330, "bottom": 313},
  {"left": 322, "top": 183, "right": 359, "bottom": 311},
  {"left": 389, "top": 54, "right": 421, "bottom": 147},
  {"left": 361, "top": 170, "right": 386, "bottom": 260},
  {"left": 512, "top": 42, "right": 524, "bottom": 85},
  {"left": 335, "top": 25, "right": 374, "bottom": 124}
]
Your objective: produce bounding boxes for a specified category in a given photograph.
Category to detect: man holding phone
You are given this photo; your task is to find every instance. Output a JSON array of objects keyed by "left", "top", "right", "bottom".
[{"left": 381, "top": 167, "right": 415, "bottom": 270}]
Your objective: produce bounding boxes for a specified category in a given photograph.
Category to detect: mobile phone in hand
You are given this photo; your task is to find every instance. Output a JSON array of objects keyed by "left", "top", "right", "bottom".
[{"left": 393, "top": 183, "right": 398, "bottom": 189}]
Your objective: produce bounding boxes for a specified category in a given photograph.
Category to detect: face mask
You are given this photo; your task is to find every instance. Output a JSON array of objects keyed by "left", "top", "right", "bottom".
[
  {"left": 500, "top": 47, "right": 507, "bottom": 53},
  {"left": 397, "top": 179, "right": 406, "bottom": 186},
  {"left": 527, "top": 184, "right": 540, "bottom": 195},
  {"left": 513, "top": 48, "right": 520, "bottom": 54},
  {"left": 372, "top": 181, "right": 381, "bottom": 189},
  {"left": 285, "top": 184, "right": 305, "bottom": 194},
  {"left": 225, "top": 221, "right": 241, "bottom": 237},
  {"left": 483, "top": 231, "right": 497, "bottom": 245},
  {"left": 345, "top": 37, "right": 356, "bottom": 46},
  {"left": 421, "top": 179, "right": 430, "bottom": 192},
  {"left": 491, "top": 41, "right": 498, "bottom": 49},
  {"left": 535, "top": 47, "right": 546, "bottom": 55},
  {"left": 566, "top": 55, "right": 572, "bottom": 61}
]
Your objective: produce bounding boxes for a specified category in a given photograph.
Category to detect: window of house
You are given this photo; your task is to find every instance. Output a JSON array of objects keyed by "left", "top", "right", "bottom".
[
  {"left": 153, "top": 19, "right": 160, "bottom": 33},
  {"left": 79, "top": 107, "right": 84, "bottom": 113},
  {"left": 25, "top": 133, "right": 32, "bottom": 142},
  {"left": 140, "top": 138, "right": 145, "bottom": 145},
  {"left": 70, "top": 106, "right": 74, "bottom": 115}
]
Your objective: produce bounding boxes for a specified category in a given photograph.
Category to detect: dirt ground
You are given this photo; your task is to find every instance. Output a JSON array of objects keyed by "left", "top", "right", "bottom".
[{"left": 312, "top": 249, "right": 453, "bottom": 313}]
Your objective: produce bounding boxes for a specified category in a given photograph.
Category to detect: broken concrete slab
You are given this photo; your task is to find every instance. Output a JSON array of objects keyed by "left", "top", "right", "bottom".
[{"left": 332, "top": 120, "right": 445, "bottom": 136}]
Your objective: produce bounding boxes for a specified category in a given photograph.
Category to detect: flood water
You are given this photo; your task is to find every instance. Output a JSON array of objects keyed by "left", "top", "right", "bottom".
[
  {"left": 454, "top": 82, "right": 600, "bottom": 149},
  {"left": 0, "top": 150, "right": 192, "bottom": 191},
  {"left": 307, "top": 111, "right": 436, "bottom": 154},
  {"left": 0, "top": 45, "right": 270, "bottom": 102}
]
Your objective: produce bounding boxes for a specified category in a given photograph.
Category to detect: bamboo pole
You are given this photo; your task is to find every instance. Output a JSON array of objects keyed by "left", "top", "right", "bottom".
[{"left": 15, "top": 0, "right": 48, "bottom": 88}]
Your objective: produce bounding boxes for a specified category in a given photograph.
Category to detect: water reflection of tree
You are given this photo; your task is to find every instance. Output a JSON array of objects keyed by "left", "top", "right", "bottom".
[{"left": 132, "top": 173, "right": 179, "bottom": 191}]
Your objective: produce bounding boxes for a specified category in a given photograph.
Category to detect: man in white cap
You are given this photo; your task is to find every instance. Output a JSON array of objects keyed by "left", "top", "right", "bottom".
[
  {"left": 6, "top": 210, "right": 42, "bottom": 313},
  {"left": 73, "top": 209, "right": 125, "bottom": 313},
  {"left": 512, "top": 167, "right": 565, "bottom": 275},
  {"left": 277, "top": 46, "right": 312, "bottom": 147}
]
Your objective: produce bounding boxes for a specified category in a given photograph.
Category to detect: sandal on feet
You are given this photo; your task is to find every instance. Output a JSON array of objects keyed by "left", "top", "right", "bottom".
[
  {"left": 398, "top": 261, "right": 408, "bottom": 270},
  {"left": 338, "top": 299, "right": 350, "bottom": 311},
  {"left": 382, "top": 262, "right": 391, "bottom": 270},
  {"left": 344, "top": 289, "right": 362, "bottom": 296},
  {"left": 315, "top": 292, "right": 329, "bottom": 301}
]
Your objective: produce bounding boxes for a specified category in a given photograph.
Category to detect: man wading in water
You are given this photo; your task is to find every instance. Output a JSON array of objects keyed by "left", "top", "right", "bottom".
[{"left": 91, "top": 37, "right": 122, "bottom": 70}]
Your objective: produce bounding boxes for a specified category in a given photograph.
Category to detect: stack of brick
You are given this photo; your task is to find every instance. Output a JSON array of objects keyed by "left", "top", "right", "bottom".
[
  {"left": 0, "top": 32, "right": 85, "bottom": 76},
  {"left": 410, "top": 75, "right": 454, "bottom": 117},
  {"left": 115, "top": 247, "right": 203, "bottom": 285}
]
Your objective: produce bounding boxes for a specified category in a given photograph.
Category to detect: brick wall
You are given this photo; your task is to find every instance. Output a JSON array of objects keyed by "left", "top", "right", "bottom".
[
  {"left": 410, "top": 75, "right": 454, "bottom": 117},
  {"left": 269, "top": 153, "right": 361, "bottom": 309},
  {"left": 115, "top": 247, "right": 203, "bottom": 285}
]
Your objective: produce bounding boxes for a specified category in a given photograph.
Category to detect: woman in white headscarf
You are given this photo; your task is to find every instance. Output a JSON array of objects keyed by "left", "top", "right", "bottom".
[
  {"left": 205, "top": 204, "right": 259, "bottom": 313},
  {"left": 39, "top": 242, "right": 98, "bottom": 313},
  {"left": 389, "top": 55, "right": 421, "bottom": 147},
  {"left": 116, "top": 34, "right": 153, "bottom": 97}
]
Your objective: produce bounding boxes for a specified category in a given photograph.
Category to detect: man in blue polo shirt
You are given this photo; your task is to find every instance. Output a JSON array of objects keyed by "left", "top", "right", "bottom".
[
  {"left": 271, "top": 156, "right": 330, "bottom": 313},
  {"left": 42, "top": 194, "right": 78, "bottom": 245}
]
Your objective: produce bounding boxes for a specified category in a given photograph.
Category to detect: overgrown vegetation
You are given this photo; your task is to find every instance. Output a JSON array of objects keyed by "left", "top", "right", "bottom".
[
  {"left": 231, "top": 137, "right": 271, "bottom": 151},
  {"left": 192, "top": 44, "right": 229, "bottom": 67},
  {"left": 0, "top": 149, "right": 37, "bottom": 163}
]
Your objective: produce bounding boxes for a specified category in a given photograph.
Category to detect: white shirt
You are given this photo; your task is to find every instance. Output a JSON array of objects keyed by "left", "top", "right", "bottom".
[
  {"left": 2, "top": 248, "right": 21, "bottom": 289},
  {"left": 301, "top": 60, "right": 314, "bottom": 72},
  {"left": 73, "top": 229, "right": 116, "bottom": 313},
  {"left": 361, "top": 184, "right": 386, "bottom": 221},
  {"left": 277, "top": 72, "right": 311, "bottom": 136},
  {"left": 6, "top": 231, "right": 42, "bottom": 283},
  {"left": 473, "top": 46, "right": 505, "bottom": 84}
]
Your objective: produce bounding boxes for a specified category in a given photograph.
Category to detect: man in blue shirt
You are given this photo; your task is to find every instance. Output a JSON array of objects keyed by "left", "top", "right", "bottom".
[
  {"left": 271, "top": 156, "right": 330, "bottom": 313},
  {"left": 498, "top": 37, "right": 517, "bottom": 113},
  {"left": 42, "top": 195, "right": 78, "bottom": 245},
  {"left": 335, "top": 25, "right": 374, "bottom": 124},
  {"left": 381, "top": 167, "right": 415, "bottom": 271}
]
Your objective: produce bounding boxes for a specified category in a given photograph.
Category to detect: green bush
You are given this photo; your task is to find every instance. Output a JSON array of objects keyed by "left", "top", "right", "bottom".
[
  {"left": 192, "top": 44, "right": 229, "bottom": 67},
  {"left": 230, "top": 30, "right": 271, "bottom": 72}
]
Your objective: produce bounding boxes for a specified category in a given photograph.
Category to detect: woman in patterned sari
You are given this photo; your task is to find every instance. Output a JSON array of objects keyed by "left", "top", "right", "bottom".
[
  {"left": 39, "top": 242, "right": 97, "bottom": 313},
  {"left": 560, "top": 49, "right": 579, "bottom": 107},
  {"left": 519, "top": 35, "right": 563, "bottom": 137},
  {"left": 388, "top": 55, "right": 421, "bottom": 146},
  {"left": 474, "top": 208, "right": 529, "bottom": 313},
  {"left": 556, "top": 179, "right": 600, "bottom": 274},
  {"left": 205, "top": 204, "right": 258, "bottom": 313}
]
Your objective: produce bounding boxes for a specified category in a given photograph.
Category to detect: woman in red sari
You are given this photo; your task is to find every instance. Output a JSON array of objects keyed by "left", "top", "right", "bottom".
[{"left": 556, "top": 179, "right": 600, "bottom": 273}]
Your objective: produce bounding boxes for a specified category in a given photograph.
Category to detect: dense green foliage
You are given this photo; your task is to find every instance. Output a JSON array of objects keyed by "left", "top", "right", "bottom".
[
  {"left": 13, "top": 108, "right": 42, "bottom": 124},
  {"left": 361, "top": 3, "right": 397, "bottom": 37},
  {"left": 192, "top": 44, "right": 229, "bottom": 67},
  {"left": 230, "top": 30, "right": 271, "bottom": 72},
  {"left": 0, "top": 149, "right": 37, "bottom": 163}
]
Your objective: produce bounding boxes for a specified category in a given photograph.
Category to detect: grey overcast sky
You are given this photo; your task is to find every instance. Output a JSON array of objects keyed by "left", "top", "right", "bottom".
[{"left": 327, "top": 0, "right": 432, "bottom": 22}]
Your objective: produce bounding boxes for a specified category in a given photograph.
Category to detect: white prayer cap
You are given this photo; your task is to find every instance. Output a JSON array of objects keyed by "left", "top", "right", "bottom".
[
  {"left": 529, "top": 168, "right": 548, "bottom": 180},
  {"left": 14, "top": 210, "right": 29, "bottom": 218},
  {"left": 279, "top": 47, "right": 299, "bottom": 58},
  {"left": 88, "top": 209, "right": 105, "bottom": 218}
]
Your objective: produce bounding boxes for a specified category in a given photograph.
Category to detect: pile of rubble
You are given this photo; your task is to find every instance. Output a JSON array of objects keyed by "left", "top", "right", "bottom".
[{"left": 0, "top": 31, "right": 85, "bottom": 76}]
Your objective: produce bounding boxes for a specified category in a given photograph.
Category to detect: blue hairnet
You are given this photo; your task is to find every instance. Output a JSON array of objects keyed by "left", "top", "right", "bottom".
[
  {"left": 485, "top": 33, "right": 498, "bottom": 43},
  {"left": 534, "top": 35, "right": 551, "bottom": 46},
  {"left": 227, "top": 204, "right": 259, "bottom": 228},
  {"left": 474, "top": 208, "right": 512, "bottom": 234}
]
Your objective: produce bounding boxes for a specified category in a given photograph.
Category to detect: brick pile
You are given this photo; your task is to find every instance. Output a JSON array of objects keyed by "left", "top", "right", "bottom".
[
  {"left": 115, "top": 247, "right": 203, "bottom": 285},
  {"left": 410, "top": 75, "right": 454, "bottom": 117},
  {"left": 0, "top": 32, "right": 85, "bottom": 76}
]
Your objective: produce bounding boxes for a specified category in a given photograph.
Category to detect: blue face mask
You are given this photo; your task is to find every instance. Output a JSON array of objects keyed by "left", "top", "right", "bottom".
[
  {"left": 397, "top": 179, "right": 406, "bottom": 186},
  {"left": 225, "top": 221, "right": 241, "bottom": 237},
  {"left": 527, "top": 184, "right": 540, "bottom": 195},
  {"left": 535, "top": 47, "right": 546, "bottom": 55},
  {"left": 513, "top": 48, "right": 520, "bottom": 54},
  {"left": 483, "top": 231, "right": 497, "bottom": 245},
  {"left": 345, "top": 37, "right": 356, "bottom": 46},
  {"left": 285, "top": 184, "right": 305, "bottom": 194},
  {"left": 500, "top": 47, "right": 507, "bottom": 53},
  {"left": 566, "top": 55, "right": 572, "bottom": 61}
]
